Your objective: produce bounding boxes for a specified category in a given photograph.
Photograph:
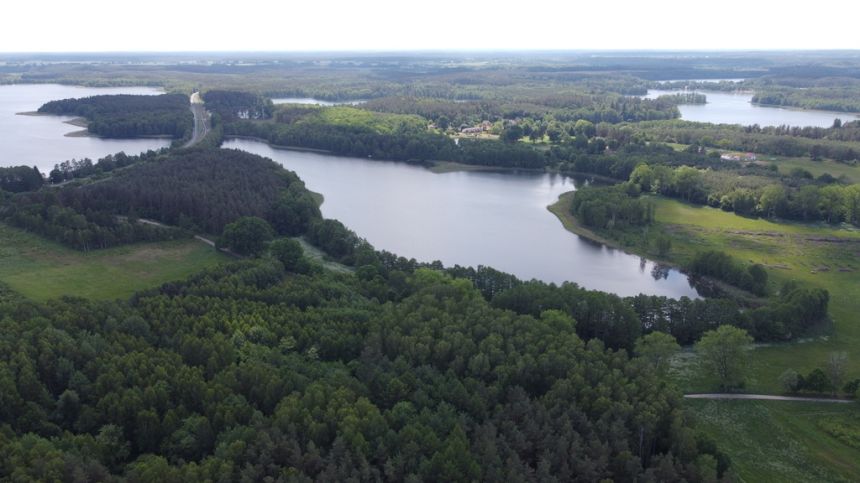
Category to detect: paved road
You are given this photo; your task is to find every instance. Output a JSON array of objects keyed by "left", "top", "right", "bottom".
[
  {"left": 684, "top": 393, "right": 854, "bottom": 403},
  {"left": 182, "top": 92, "right": 210, "bottom": 148}
]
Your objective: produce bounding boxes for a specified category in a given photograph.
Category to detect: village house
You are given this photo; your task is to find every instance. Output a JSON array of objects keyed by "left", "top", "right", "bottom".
[{"left": 720, "top": 152, "right": 757, "bottom": 162}]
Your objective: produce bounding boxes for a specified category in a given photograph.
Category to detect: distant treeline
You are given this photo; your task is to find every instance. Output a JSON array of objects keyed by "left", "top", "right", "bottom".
[
  {"left": 628, "top": 163, "right": 860, "bottom": 226},
  {"left": 202, "top": 89, "right": 273, "bottom": 121},
  {"left": 361, "top": 93, "right": 679, "bottom": 129},
  {"left": 38, "top": 94, "right": 192, "bottom": 139},
  {"left": 225, "top": 106, "right": 548, "bottom": 168},
  {"left": 753, "top": 86, "right": 860, "bottom": 113},
  {"left": 59, "top": 149, "right": 312, "bottom": 235},
  {"left": 47, "top": 149, "right": 168, "bottom": 184},
  {"left": 636, "top": 120, "right": 860, "bottom": 163},
  {"left": 1, "top": 193, "right": 187, "bottom": 251},
  {"left": 656, "top": 93, "right": 707, "bottom": 105}
]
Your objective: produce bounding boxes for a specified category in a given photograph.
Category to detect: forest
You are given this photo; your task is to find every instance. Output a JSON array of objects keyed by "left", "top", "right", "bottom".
[
  {"left": 3, "top": 51, "right": 860, "bottom": 481},
  {"left": 635, "top": 120, "right": 860, "bottom": 162},
  {"left": 0, "top": 144, "right": 745, "bottom": 481},
  {"left": 202, "top": 90, "right": 274, "bottom": 121},
  {"left": 0, "top": 258, "right": 736, "bottom": 481},
  {"left": 38, "top": 94, "right": 193, "bottom": 139},
  {"left": 51, "top": 148, "right": 308, "bottom": 236}
]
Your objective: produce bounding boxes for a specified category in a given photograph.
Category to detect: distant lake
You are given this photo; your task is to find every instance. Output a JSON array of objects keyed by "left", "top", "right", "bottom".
[
  {"left": 0, "top": 84, "right": 171, "bottom": 174},
  {"left": 646, "top": 89, "right": 859, "bottom": 127},
  {"left": 656, "top": 78, "right": 745, "bottom": 84},
  {"left": 224, "top": 138, "right": 700, "bottom": 299},
  {"left": 271, "top": 97, "right": 366, "bottom": 106}
]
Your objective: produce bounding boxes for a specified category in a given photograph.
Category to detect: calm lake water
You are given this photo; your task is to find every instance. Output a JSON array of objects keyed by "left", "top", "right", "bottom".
[
  {"left": 224, "top": 138, "right": 700, "bottom": 298},
  {"left": 646, "top": 89, "right": 859, "bottom": 127},
  {"left": 0, "top": 84, "right": 172, "bottom": 173},
  {"left": 271, "top": 97, "right": 365, "bottom": 106}
]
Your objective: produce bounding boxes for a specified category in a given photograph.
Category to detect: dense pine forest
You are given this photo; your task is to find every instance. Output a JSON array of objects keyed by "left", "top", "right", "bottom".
[
  {"left": 2, "top": 51, "right": 860, "bottom": 481},
  {"left": 0, "top": 255, "right": 731, "bottom": 481},
  {"left": 0, "top": 145, "right": 741, "bottom": 481},
  {"left": 38, "top": 94, "right": 193, "bottom": 139}
]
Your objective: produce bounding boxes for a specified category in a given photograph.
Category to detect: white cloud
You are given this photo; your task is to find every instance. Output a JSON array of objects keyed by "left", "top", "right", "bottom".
[{"left": 3, "top": 0, "right": 860, "bottom": 52}]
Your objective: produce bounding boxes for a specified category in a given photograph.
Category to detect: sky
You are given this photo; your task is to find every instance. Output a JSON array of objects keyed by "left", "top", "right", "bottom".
[{"left": 3, "top": 0, "right": 860, "bottom": 52}]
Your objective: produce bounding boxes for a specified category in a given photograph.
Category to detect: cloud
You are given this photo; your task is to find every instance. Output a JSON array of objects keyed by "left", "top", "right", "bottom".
[{"left": 3, "top": 0, "right": 859, "bottom": 52}]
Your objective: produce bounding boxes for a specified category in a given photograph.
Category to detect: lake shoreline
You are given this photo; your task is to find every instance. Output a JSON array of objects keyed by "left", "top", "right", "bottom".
[
  {"left": 547, "top": 191, "right": 628, "bottom": 252},
  {"left": 547, "top": 190, "right": 693, "bottom": 281},
  {"left": 223, "top": 137, "right": 701, "bottom": 298},
  {"left": 225, "top": 136, "right": 551, "bottom": 176},
  {"left": 224, "top": 135, "right": 335, "bottom": 154}
]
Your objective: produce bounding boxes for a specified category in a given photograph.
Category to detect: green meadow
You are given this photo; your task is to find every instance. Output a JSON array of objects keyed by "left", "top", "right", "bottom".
[
  {"left": 550, "top": 191, "right": 860, "bottom": 482},
  {"left": 0, "top": 223, "right": 227, "bottom": 301}
]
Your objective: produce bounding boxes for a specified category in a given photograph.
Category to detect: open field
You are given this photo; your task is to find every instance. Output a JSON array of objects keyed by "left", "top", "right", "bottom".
[
  {"left": 550, "top": 191, "right": 860, "bottom": 393},
  {"left": 758, "top": 154, "right": 860, "bottom": 183},
  {"left": 686, "top": 399, "right": 860, "bottom": 482},
  {"left": 662, "top": 141, "right": 860, "bottom": 182},
  {"left": 0, "top": 223, "right": 227, "bottom": 301},
  {"left": 650, "top": 197, "right": 859, "bottom": 384},
  {"left": 552, "top": 191, "right": 860, "bottom": 480},
  {"left": 633, "top": 196, "right": 860, "bottom": 393}
]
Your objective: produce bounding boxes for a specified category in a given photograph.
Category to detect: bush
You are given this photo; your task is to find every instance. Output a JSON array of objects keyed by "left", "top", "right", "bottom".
[
  {"left": 270, "top": 238, "right": 304, "bottom": 271},
  {"left": 219, "top": 216, "right": 274, "bottom": 256}
]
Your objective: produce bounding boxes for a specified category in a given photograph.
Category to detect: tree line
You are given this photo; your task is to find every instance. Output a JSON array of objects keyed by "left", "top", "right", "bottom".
[
  {"left": 0, "top": 194, "right": 187, "bottom": 251},
  {"left": 571, "top": 184, "right": 655, "bottom": 230},
  {"left": 0, "top": 166, "right": 43, "bottom": 193},
  {"left": 47, "top": 150, "right": 169, "bottom": 184},
  {"left": 38, "top": 94, "right": 193, "bottom": 139},
  {"left": 54, "top": 148, "right": 309, "bottom": 236},
  {"left": 636, "top": 120, "right": 860, "bottom": 163},
  {"left": 202, "top": 90, "right": 273, "bottom": 121},
  {"left": 629, "top": 163, "right": 860, "bottom": 226}
]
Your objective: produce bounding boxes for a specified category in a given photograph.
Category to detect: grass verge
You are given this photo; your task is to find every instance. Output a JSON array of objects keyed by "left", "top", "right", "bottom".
[{"left": 686, "top": 399, "right": 860, "bottom": 482}]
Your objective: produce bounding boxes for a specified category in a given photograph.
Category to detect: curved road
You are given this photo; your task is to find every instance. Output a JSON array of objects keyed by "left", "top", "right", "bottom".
[
  {"left": 182, "top": 92, "right": 210, "bottom": 148},
  {"left": 684, "top": 393, "right": 854, "bottom": 404}
]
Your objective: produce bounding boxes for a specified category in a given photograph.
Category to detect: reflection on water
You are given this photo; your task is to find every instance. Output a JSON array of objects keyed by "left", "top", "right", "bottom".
[{"left": 224, "top": 138, "right": 700, "bottom": 298}]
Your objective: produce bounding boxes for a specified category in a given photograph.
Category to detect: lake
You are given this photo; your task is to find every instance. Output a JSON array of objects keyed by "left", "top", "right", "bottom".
[
  {"left": 645, "top": 89, "right": 859, "bottom": 127},
  {"left": 271, "top": 97, "right": 365, "bottom": 106},
  {"left": 0, "top": 84, "right": 172, "bottom": 174},
  {"left": 223, "top": 138, "right": 700, "bottom": 298}
]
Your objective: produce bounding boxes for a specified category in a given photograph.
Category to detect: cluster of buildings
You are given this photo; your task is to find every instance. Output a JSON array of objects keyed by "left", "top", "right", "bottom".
[
  {"left": 720, "top": 152, "right": 757, "bottom": 162},
  {"left": 460, "top": 120, "right": 493, "bottom": 135}
]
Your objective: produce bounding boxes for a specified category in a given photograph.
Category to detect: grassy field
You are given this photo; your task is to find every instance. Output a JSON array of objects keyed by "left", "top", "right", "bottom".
[
  {"left": 662, "top": 142, "right": 860, "bottom": 183},
  {"left": 0, "top": 223, "right": 227, "bottom": 301},
  {"left": 591, "top": 195, "right": 860, "bottom": 393},
  {"left": 756, "top": 154, "right": 860, "bottom": 183},
  {"left": 551, "top": 191, "right": 860, "bottom": 480},
  {"left": 646, "top": 198, "right": 859, "bottom": 387},
  {"left": 686, "top": 399, "right": 860, "bottom": 482}
]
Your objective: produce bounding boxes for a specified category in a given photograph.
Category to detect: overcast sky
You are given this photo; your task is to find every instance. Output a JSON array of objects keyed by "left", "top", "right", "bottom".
[{"left": 4, "top": 0, "right": 860, "bottom": 52}]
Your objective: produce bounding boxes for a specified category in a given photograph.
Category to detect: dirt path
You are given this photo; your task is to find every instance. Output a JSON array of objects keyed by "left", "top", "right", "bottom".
[
  {"left": 684, "top": 393, "right": 854, "bottom": 403},
  {"left": 136, "top": 218, "right": 218, "bottom": 249}
]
